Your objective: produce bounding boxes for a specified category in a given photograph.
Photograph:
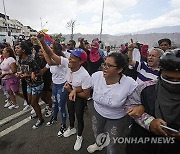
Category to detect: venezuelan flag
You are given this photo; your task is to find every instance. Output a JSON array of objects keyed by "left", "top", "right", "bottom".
[{"left": 43, "top": 32, "right": 54, "bottom": 46}]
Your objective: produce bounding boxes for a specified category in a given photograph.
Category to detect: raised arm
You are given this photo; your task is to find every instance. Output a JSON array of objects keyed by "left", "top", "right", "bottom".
[
  {"left": 37, "top": 33, "right": 61, "bottom": 65},
  {"left": 40, "top": 48, "right": 58, "bottom": 65},
  {"left": 127, "top": 43, "right": 137, "bottom": 67}
]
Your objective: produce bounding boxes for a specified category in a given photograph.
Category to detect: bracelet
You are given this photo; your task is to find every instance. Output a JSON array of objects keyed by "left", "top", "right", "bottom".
[{"left": 144, "top": 116, "right": 155, "bottom": 130}]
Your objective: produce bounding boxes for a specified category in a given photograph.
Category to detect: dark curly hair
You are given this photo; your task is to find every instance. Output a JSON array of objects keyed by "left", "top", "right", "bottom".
[
  {"left": 5, "top": 47, "right": 15, "bottom": 59},
  {"left": 15, "top": 41, "right": 32, "bottom": 55},
  {"left": 107, "top": 52, "right": 128, "bottom": 73}
]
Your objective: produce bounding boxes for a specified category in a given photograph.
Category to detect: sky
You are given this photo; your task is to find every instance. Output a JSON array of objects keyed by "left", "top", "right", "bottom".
[{"left": 0, "top": 0, "right": 180, "bottom": 35}]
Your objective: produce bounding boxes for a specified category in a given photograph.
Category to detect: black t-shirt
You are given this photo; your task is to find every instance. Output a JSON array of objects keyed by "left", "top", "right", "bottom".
[{"left": 20, "top": 55, "right": 43, "bottom": 87}]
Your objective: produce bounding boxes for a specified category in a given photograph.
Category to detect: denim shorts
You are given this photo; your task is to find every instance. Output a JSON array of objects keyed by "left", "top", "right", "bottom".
[{"left": 27, "top": 83, "right": 44, "bottom": 95}]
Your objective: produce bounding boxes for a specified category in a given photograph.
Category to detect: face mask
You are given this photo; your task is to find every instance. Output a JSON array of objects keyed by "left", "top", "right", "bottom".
[
  {"left": 160, "top": 75, "right": 180, "bottom": 93},
  {"left": 90, "top": 46, "right": 98, "bottom": 51}
]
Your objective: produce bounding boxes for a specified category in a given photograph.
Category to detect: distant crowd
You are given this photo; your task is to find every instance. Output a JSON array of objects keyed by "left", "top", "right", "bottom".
[{"left": 0, "top": 31, "right": 179, "bottom": 154}]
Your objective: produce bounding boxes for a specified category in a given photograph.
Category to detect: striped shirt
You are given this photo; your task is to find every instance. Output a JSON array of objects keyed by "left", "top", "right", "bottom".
[{"left": 134, "top": 61, "right": 159, "bottom": 84}]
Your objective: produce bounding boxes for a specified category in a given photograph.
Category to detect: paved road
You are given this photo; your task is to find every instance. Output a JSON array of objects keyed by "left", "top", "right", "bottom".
[{"left": 0, "top": 91, "right": 127, "bottom": 154}]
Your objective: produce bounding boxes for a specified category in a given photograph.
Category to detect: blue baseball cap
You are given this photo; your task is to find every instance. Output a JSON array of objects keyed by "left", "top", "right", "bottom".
[{"left": 68, "top": 48, "right": 87, "bottom": 62}]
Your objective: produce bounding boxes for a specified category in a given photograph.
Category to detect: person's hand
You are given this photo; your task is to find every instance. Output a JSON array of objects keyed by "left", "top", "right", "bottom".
[
  {"left": 31, "top": 72, "right": 37, "bottom": 81},
  {"left": 16, "top": 72, "right": 22, "bottom": 78},
  {"left": 127, "top": 105, "right": 145, "bottom": 118},
  {"left": 78, "top": 37, "right": 84, "bottom": 42},
  {"left": 63, "top": 82, "right": 72, "bottom": 92},
  {"left": 149, "top": 119, "right": 168, "bottom": 136},
  {"left": 69, "top": 89, "right": 76, "bottom": 101},
  {"left": 0, "top": 73, "right": 6, "bottom": 78},
  {"left": 31, "top": 36, "right": 39, "bottom": 45},
  {"left": 36, "top": 32, "right": 45, "bottom": 42},
  {"left": 128, "top": 42, "right": 137, "bottom": 51},
  {"left": 20, "top": 73, "right": 29, "bottom": 79}
]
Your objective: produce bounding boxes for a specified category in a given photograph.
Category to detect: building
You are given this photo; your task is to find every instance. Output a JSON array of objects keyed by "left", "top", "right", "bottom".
[
  {"left": 22, "top": 26, "right": 37, "bottom": 37},
  {"left": 0, "top": 12, "right": 37, "bottom": 41}
]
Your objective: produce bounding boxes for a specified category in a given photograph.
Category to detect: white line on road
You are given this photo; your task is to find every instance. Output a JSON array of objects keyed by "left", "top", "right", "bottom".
[
  {"left": 0, "top": 108, "right": 46, "bottom": 138},
  {"left": 0, "top": 117, "right": 30, "bottom": 137},
  {"left": 0, "top": 101, "right": 44, "bottom": 127}
]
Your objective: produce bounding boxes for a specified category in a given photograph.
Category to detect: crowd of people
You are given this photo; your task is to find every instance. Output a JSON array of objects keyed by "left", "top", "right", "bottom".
[{"left": 0, "top": 31, "right": 179, "bottom": 154}]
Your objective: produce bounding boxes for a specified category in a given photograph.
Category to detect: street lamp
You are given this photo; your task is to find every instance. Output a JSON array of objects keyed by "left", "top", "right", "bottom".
[
  {"left": 40, "top": 17, "right": 48, "bottom": 30},
  {"left": 99, "top": 0, "right": 105, "bottom": 41},
  {"left": 2, "top": 0, "right": 9, "bottom": 32}
]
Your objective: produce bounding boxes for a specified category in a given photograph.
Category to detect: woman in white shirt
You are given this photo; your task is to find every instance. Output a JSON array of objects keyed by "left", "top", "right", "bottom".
[
  {"left": 37, "top": 33, "right": 91, "bottom": 151},
  {"left": 87, "top": 52, "right": 139, "bottom": 154},
  {"left": 40, "top": 42, "right": 68, "bottom": 135}
]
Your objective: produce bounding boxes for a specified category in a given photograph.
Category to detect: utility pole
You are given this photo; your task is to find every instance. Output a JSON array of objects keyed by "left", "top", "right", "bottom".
[
  {"left": 2, "top": 0, "right": 9, "bottom": 32},
  {"left": 99, "top": 0, "right": 104, "bottom": 41}
]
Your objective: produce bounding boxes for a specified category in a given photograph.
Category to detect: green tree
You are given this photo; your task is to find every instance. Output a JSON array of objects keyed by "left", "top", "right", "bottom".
[{"left": 52, "top": 33, "right": 65, "bottom": 43}]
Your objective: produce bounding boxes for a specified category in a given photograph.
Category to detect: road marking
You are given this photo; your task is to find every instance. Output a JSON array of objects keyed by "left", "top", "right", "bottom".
[
  {"left": 0, "top": 108, "right": 46, "bottom": 138},
  {"left": 0, "top": 101, "right": 44, "bottom": 127},
  {"left": 0, "top": 118, "right": 30, "bottom": 137}
]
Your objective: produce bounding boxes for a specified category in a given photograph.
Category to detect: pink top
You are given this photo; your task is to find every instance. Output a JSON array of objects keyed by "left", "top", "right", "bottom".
[{"left": 0, "top": 57, "right": 16, "bottom": 79}]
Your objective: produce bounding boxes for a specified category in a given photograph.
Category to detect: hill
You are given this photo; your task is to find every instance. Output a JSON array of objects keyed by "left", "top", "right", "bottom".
[{"left": 63, "top": 33, "right": 180, "bottom": 47}]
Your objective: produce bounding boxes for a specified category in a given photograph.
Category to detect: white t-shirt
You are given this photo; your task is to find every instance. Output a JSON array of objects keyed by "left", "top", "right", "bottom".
[
  {"left": 63, "top": 50, "right": 70, "bottom": 59},
  {"left": 65, "top": 65, "right": 91, "bottom": 90},
  {"left": 0, "top": 57, "right": 16, "bottom": 79},
  {"left": 4, "top": 35, "right": 14, "bottom": 46},
  {"left": 46, "top": 57, "right": 68, "bottom": 84},
  {"left": 91, "top": 71, "right": 138, "bottom": 119}
]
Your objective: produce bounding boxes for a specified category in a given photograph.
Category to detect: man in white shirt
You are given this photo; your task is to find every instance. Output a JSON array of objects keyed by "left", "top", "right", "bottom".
[{"left": 4, "top": 32, "right": 14, "bottom": 46}]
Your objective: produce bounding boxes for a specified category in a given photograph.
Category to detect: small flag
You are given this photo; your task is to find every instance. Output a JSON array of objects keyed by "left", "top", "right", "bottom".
[{"left": 42, "top": 32, "right": 54, "bottom": 46}]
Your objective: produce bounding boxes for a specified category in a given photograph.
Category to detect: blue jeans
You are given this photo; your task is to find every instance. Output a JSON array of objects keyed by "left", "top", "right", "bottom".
[{"left": 52, "top": 83, "right": 67, "bottom": 126}]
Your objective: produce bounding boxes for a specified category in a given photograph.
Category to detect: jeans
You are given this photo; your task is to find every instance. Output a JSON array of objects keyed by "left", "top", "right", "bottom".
[
  {"left": 52, "top": 83, "right": 67, "bottom": 126},
  {"left": 92, "top": 107, "right": 129, "bottom": 154}
]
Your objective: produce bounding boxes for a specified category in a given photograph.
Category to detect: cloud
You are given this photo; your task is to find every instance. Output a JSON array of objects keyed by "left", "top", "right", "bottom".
[
  {"left": 170, "top": 0, "right": 180, "bottom": 8},
  {"left": 0, "top": 0, "right": 179, "bottom": 35}
]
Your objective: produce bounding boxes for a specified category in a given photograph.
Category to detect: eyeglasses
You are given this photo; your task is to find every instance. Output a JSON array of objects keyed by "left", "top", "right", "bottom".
[{"left": 101, "top": 63, "right": 118, "bottom": 69}]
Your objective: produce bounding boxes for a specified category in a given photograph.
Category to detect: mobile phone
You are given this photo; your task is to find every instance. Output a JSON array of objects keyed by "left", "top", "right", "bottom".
[{"left": 160, "top": 125, "right": 179, "bottom": 133}]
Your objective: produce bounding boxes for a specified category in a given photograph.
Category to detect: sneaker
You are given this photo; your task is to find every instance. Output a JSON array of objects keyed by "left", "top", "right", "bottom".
[
  {"left": 23, "top": 105, "right": 30, "bottom": 111},
  {"left": 87, "top": 143, "right": 103, "bottom": 153},
  {"left": 63, "top": 127, "right": 76, "bottom": 137},
  {"left": 46, "top": 117, "right": 57, "bottom": 126},
  {"left": 45, "top": 108, "right": 52, "bottom": 117},
  {"left": 87, "top": 97, "right": 92, "bottom": 101},
  {"left": 4, "top": 101, "right": 12, "bottom": 108},
  {"left": 5, "top": 99, "right": 9, "bottom": 103},
  {"left": 57, "top": 125, "right": 66, "bottom": 137},
  {"left": 8, "top": 104, "right": 19, "bottom": 110},
  {"left": 32, "top": 119, "right": 44, "bottom": 129},
  {"left": 45, "top": 105, "right": 49, "bottom": 112},
  {"left": 31, "top": 108, "right": 35, "bottom": 114},
  {"left": 29, "top": 114, "right": 38, "bottom": 120},
  {"left": 23, "top": 100, "right": 28, "bottom": 106},
  {"left": 74, "top": 136, "right": 83, "bottom": 151}
]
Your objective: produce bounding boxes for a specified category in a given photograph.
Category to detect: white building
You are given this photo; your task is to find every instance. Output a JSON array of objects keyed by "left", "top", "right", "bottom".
[{"left": 0, "top": 12, "right": 36, "bottom": 41}]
